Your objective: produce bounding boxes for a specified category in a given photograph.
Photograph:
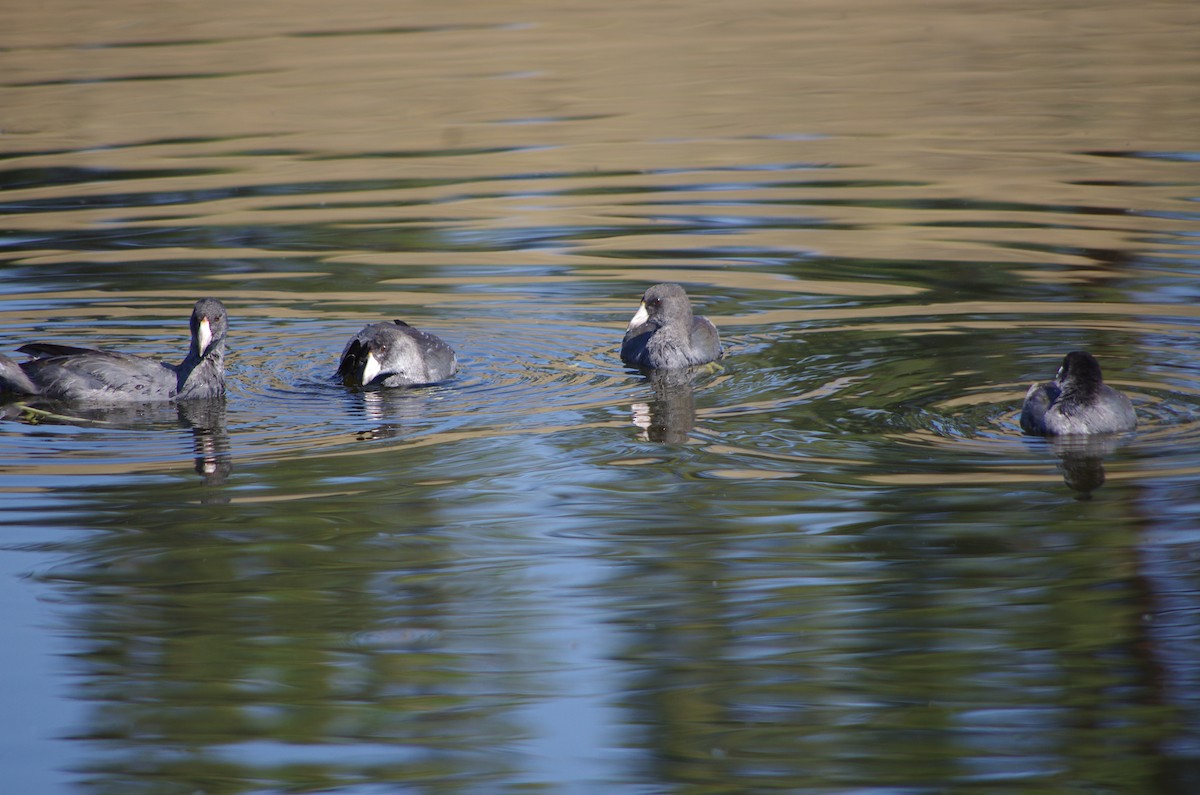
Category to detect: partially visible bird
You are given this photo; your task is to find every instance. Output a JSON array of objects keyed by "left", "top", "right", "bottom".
[{"left": 0, "top": 298, "right": 228, "bottom": 403}]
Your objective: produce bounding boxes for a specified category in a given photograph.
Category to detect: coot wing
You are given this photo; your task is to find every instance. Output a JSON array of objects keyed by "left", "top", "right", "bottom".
[
  {"left": 18, "top": 342, "right": 108, "bottom": 358},
  {"left": 688, "top": 316, "right": 723, "bottom": 365},
  {"left": 21, "top": 351, "right": 178, "bottom": 402},
  {"left": 1019, "top": 381, "right": 1059, "bottom": 435},
  {"left": 405, "top": 325, "right": 458, "bottom": 384}
]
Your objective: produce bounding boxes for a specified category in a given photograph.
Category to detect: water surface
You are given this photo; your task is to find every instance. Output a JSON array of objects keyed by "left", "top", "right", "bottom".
[{"left": 3, "top": 1, "right": 1200, "bottom": 792}]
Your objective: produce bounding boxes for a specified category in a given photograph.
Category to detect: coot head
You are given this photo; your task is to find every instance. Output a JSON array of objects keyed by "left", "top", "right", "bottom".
[
  {"left": 628, "top": 283, "right": 694, "bottom": 333},
  {"left": 1055, "top": 350, "right": 1104, "bottom": 399},
  {"left": 189, "top": 298, "right": 228, "bottom": 361}
]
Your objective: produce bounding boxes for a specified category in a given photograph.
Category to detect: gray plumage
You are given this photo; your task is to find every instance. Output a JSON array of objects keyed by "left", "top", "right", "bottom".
[
  {"left": 620, "top": 283, "right": 723, "bottom": 370},
  {"left": 0, "top": 298, "right": 227, "bottom": 403},
  {"left": 336, "top": 320, "right": 458, "bottom": 387},
  {"left": 1020, "top": 350, "right": 1136, "bottom": 436}
]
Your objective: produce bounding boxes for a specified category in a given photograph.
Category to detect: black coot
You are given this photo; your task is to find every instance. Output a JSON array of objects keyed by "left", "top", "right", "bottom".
[
  {"left": 620, "top": 283, "right": 723, "bottom": 370},
  {"left": 0, "top": 298, "right": 228, "bottom": 403},
  {"left": 1020, "top": 350, "right": 1136, "bottom": 435},
  {"left": 336, "top": 320, "right": 458, "bottom": 387}
]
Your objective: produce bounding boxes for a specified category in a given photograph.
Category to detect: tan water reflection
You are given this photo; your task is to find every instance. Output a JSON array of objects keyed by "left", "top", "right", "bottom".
[{"left": 6, "top": 0, "right": 1198, "bottom": 274}]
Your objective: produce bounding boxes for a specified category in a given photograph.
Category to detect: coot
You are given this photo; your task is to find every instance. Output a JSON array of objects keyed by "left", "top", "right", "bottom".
[
  {"left": 1020, "top": 350, "right": 1136, "bottom": 435},
  {"left": 336, "top": 320, "right": 458, "bottom": 387},
  {"left": 620, "top": 283, "right": 722, "bottom": 370},
  {"left": 0, "top": 298, "right": 227, "bottom": 403}
]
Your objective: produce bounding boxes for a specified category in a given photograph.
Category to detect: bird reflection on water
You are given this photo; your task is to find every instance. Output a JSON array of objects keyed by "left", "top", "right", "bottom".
[
  {"left": 349, "top": 387, "right": 443, "bottom": 442},
  {"left": 1039, "top": 433, "right": 1123, "bottom": 500},
  {"left": 1, "top": 398, "right": 233, "bottom": 489},
  {"left": 177, "top": 400, "right": 233, "bottom": 490},
  {"left": 629, "top": 366, "right": 721, "bottom": 444}
]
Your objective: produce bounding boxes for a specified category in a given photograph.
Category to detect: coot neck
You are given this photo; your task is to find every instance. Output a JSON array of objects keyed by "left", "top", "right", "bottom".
[
  {"left": 177, "top": 340, "right": 225, "bottom": 400},
  {"left": 1057, "top": 378, "right": 1100, "bottom": 417}
]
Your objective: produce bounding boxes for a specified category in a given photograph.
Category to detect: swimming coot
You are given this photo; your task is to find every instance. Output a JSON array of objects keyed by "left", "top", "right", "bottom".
[
  {"left": 336, "top": 320, "right": 458, "bottom": 387},
  {"left": 1019, "top": 350, "right": 1136, "bottom": 436},
  {"left": 0, "top": 298, "right": 228, "bottom": 403},
  {"left": 620, "top": 283, "right": 723, "bottom": 370}
]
